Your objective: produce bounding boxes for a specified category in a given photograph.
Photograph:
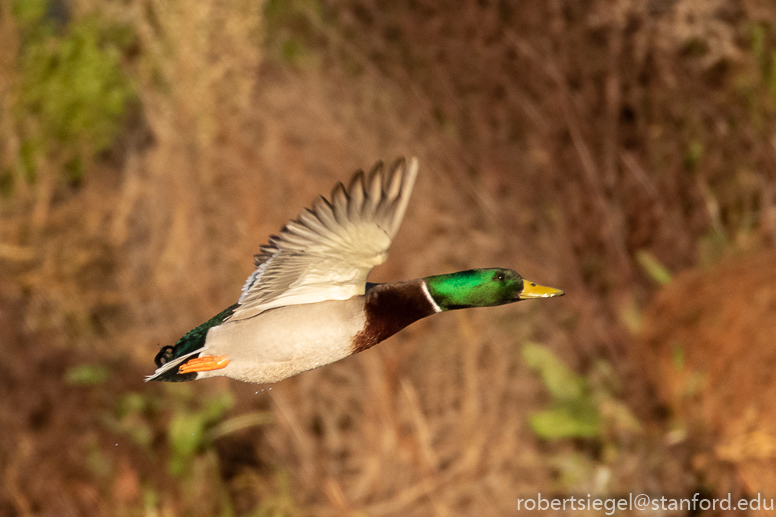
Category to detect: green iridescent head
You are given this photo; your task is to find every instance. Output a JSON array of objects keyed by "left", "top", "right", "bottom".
[{"left": 423, "top": 268, "right": 564, "bottom": 311}]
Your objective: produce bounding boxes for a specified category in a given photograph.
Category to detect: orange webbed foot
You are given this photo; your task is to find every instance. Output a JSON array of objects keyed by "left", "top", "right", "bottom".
[{"left": 178, "top": 355, "right": 230, "bottom": 374}]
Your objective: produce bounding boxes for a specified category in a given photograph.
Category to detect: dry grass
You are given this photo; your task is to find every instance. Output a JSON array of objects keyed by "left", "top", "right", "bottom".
[{"left": 1, "top": 0, "right": 775, "bottom": 515}]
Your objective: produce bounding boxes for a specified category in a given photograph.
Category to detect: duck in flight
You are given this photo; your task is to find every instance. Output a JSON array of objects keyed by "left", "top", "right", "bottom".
[{"left": 147, "top": 158, "right": 564, "bottom": 383}]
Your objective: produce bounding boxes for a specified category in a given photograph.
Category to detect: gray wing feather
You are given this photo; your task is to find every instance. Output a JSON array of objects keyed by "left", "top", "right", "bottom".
[{"left": 230, "top": 157, "right": 418, "bottom": 321}]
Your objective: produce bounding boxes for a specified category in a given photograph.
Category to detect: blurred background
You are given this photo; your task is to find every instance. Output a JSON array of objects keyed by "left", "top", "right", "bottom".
[{"left": 1, "top": 0, "right": 776, "bottom": 515}]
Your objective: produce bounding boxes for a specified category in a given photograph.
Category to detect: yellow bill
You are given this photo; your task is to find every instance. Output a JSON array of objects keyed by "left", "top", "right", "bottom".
[{"left": 519, "top": 279, "right": 565, "bottom": 299}]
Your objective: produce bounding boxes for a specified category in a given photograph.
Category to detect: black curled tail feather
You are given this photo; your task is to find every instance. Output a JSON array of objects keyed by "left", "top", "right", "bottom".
[
  {"left": 154, "top": 345, "right": 175, "bottom": 368},
  {"left": 146, "top": 346, "right": 200, "bottom": 382},
  {"left": 147, "top": 345, "right": 199, "bottom": 382}
]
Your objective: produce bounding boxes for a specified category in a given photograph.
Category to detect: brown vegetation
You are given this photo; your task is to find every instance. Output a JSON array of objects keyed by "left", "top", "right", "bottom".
[
  {"left": 642, "top": 249, "right": 776, "bottom": 513},
  {"left": 1, "top": 0, "right": 775, "bottom": 515}
]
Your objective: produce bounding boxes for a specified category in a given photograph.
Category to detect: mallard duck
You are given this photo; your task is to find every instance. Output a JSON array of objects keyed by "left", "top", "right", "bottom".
[{"left": 147, "top": 157, "right": 564, "bottom": 383}]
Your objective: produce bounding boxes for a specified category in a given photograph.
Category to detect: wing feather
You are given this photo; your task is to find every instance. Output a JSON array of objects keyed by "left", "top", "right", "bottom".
[
  {"left": 331, "top": 183, "right": 351, "bottom": 228},
  {"left": 363, "top": 164, "right": 382, "bottom": 215},
  {"left": 347, "top": 171, "right": 366, "bottom": 222},
  {"left": 298, "top": 208, "right": 330, "bottom": 237},
  {"left": 312, "top": 197, "right": 340, "bottom": 233},
  {"left": 230, "top": 157, "right": 419, "bottom": 321}
]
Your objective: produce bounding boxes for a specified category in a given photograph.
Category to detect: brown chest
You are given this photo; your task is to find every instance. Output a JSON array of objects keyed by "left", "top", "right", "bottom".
[{"left": 352, "top": 280, "right": 437, "bottom": 353}]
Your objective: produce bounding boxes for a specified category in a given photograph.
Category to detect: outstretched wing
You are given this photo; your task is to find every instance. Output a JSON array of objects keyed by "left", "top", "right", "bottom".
[{"left": 228, "top": 157, "right": 419, "bottom": 321}]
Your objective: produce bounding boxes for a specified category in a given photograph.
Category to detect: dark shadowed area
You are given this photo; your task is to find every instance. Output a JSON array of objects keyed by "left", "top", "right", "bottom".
[{"left": 1, "top": 0, "right": 775, "bottom": 515}]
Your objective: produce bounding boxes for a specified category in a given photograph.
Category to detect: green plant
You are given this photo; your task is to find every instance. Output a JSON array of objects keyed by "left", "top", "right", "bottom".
[
  {"left": 748, "top": 23, "right": 776, "bottom": 117},
  {"left": 10, "top": 2, "right": 135, "bottom": 186},
  {"left": 522, "top": 343, "right": 641, "bottom": 441},
  {"left": 250, "top": 470, "right": 298, "bottom": 517},
  {"left": 682, "top": 140, "right": 704, "bottom": 172},
  {"left": 165, "top": 387, "right": 235, "bottom": 477},
  {"left": 635, "top": 250, "right": 672, "bottom": 285},
  {"left": 522, "top": 343, "right": 601, "bottom": 439},
  {"left": 109, "top": 391, "right": 156, "bottom": 450},
  {"left": 264, "top": 0, "right": 323, "bottom": 65},
  {"left": 65, "top": 363, "right": 109, "bottom": 385}
]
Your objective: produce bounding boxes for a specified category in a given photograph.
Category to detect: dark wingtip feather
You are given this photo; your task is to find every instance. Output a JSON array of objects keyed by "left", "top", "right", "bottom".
[
  {"left": 389, "top": 156, "right": 406, "bottom": 174},
  {"left": 347, "top": 169, "right": 366, "bottom": 193}
]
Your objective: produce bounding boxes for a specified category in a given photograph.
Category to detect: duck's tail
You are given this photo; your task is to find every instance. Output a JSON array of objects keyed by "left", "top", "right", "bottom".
[{"left": 146, "top": 303, "right": 240, "bottom": 382}]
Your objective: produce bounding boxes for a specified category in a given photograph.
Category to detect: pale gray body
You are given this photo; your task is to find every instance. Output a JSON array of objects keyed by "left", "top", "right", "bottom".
[{"left": 198, "top": 297, "right": 367, "bottom": 383}]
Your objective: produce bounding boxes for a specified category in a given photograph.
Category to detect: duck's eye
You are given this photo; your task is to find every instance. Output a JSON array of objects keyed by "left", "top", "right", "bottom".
[{"left": 496, "top": 273, "right": 505, "bottom": 282}]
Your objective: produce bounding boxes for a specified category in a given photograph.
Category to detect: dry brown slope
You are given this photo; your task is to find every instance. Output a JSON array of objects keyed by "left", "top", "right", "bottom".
[{"left": 642, "top": 249, "right": 776, "bottom": 506}]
